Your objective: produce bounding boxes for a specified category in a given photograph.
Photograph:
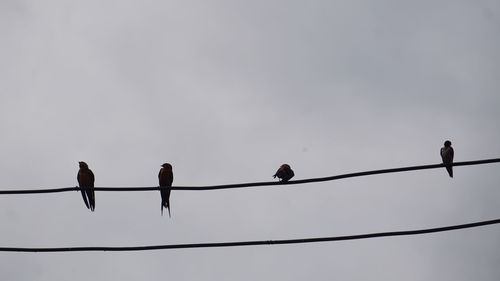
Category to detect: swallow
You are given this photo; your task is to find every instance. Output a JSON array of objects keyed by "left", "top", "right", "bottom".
[
  {"left": 273, "top": 164, "right": 294, "bottom": 182},
  {"left": 440, "top": 140, "right": 454, "bottom": 178},
  {"left": 158, "top": 163, "right": 173, "bottom": 217},
  {"left": 77, "top": 161, "right": 95, "bottom": 211}
]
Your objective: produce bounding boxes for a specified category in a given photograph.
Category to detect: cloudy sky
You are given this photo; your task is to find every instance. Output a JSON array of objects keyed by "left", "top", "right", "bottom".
[{"left": 1, "top": 0, "right": 500, "bottom": 280}]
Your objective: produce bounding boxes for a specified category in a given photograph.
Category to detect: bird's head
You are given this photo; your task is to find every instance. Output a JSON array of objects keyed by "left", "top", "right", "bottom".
[
  {"left": 281, "top": 164, "right": 291, "bottom": 170},
  {"left": 79, "top": 161, "right": 88, "bottom": 169},
  {"left": 444, "top": 140, "right": 452, "bottom": 147},
  {"left": 161, "top": 163, "right": 172, "bottom": 170}
]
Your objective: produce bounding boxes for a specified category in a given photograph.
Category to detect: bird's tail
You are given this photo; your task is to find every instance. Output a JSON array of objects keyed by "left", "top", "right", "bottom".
[
  {"left": 80, "top": 187, "right": 90, "bottom": 209},
  {"left": 160, "top": 186, "right": 172, "bottom": 218},
  {"left": 160, "top": 202, "right": 171, "bottom": 217},
  {"left": 446, "top": 166, "right": 453, "bottom": 178},
  {"left": 167, "top": 200, "right": 171, "bottom": 218},
  {"left": 89, "top": 189, "right": 95, "bottom": 211}
]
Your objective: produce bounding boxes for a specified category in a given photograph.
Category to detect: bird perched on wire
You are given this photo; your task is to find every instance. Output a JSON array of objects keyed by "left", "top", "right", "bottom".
[
  {"left": 77, "top": 161, "right": 95, "bottom": 211},
  {"left": 158, "top": 163, "right": 173, "bottom": 217},
  {"left": 273, "top": 164, "right": 294, "bottom": 182},
  {"left": 440, "top": 140, "right": 454, "bottom": 178}
]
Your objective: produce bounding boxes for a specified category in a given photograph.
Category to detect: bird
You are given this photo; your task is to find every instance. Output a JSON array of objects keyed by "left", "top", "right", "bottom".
[
  {"left": 440, "top": 140, "right": 454, "bottom": 178},
  {"left": 273, "top": 164, "right": 294, "bottom": 182},
  {"left": 77, "top": 161, "right": 95, "bottom": 211},
  {"left": 158, "top": 163, "right": 173, "bottom": 217}
]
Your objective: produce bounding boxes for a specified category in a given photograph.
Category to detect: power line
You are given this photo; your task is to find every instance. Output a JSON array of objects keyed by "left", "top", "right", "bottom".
[
  {"left": 0, "top": 158, "right": 499, "bottom": 195},
  {"left": 1, "top": 217, "right": 499, "bottom": 252}
]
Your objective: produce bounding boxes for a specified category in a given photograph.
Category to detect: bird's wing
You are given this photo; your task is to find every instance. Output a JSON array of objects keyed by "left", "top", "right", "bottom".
[
  {"left": 89, "top": 170, "right": 95, "bottom": 187},
  {"left": 168, "top": 173, "right": 173, "bottom": 186},
  {"left": 77, "top": 172, "right": 82, "bottom": 186},
  {"left": 442, "top": 148, "right": 453, "bottom": 163},
  {"left": 273, "top": 167, "right": 282, "bottom": 178},
  {"left": 77, "top": 171, "right": 91, "bottom": 209},
  {"left": 440, "top": 147, "right": 451, "bottom": 162}
]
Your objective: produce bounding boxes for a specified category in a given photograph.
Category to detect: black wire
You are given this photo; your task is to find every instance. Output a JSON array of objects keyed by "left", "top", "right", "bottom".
[
  {"left": 1, "top": 218, "right": 499, "bottom": 252},
  {"left": 0, "top": 158, "right": 499, "bottom": 194}
]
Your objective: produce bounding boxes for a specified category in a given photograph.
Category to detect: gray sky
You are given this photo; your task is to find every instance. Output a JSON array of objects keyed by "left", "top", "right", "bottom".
[{"left": 1, "top": 0, "right": 500, "bottom": 280}]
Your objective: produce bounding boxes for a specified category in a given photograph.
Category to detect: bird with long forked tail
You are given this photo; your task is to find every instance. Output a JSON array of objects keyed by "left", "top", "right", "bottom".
[
  {"left": 77, "top": 161, "right": 95, "bottom": 211},
  {"left": 158, "top": 163, "right": 173, "bottom": 217},
  {"left": 440, "top": 140, "right": 454, "bottom": 178}
]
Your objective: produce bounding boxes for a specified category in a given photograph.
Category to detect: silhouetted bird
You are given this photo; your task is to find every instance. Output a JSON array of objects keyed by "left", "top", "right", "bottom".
[
  {"left": 440, "top": 140, "right": 454, "bottom": 178},
  {"left": 158, "top": 163, "right": 173, "bottom": 217},
  {"left": 273, "top": 164, "right": 294, "bottom": 182},
  {"left": 77, "top": 161, "right": 95, "bottom": 211}
]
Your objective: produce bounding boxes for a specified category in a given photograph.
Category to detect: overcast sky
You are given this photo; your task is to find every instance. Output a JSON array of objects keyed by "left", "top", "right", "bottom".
[{"left": 1, "top": 0, "right": 500, "bottom": 280}]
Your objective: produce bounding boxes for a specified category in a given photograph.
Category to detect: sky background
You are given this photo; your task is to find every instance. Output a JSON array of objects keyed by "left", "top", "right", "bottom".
[{"left": 1, "top": 0, "right": 500, "bottom": 280}]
